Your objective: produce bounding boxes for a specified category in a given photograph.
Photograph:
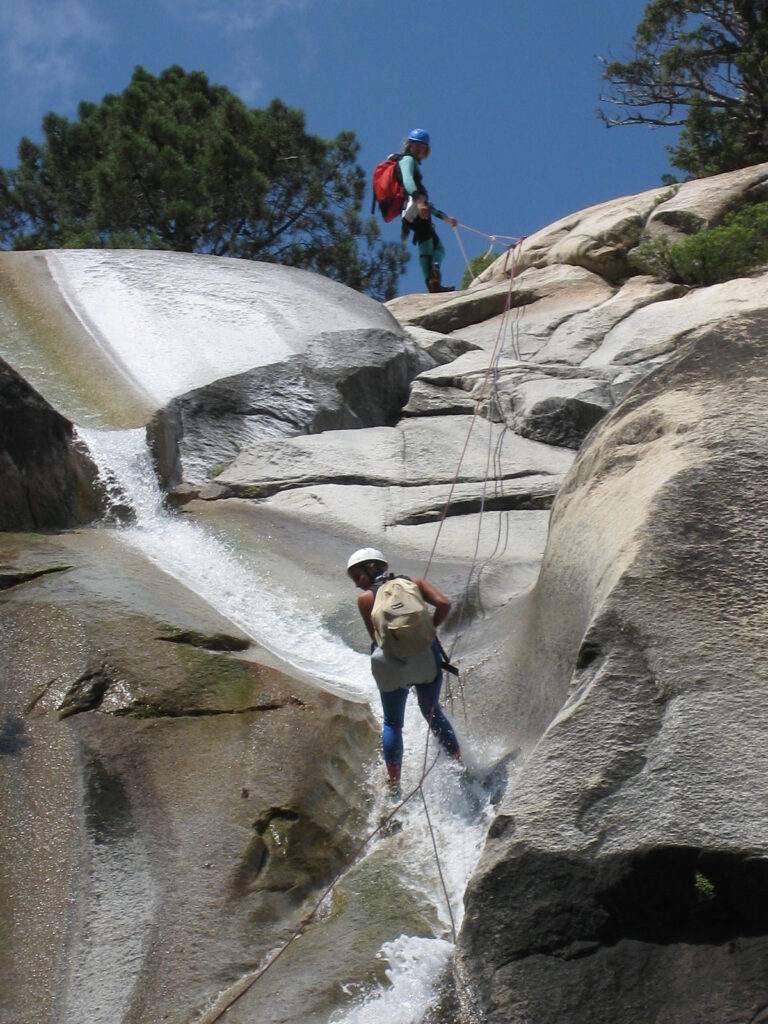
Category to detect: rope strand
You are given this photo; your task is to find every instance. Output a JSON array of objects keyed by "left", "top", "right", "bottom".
[
  {"left": 189, "top": 224, "right": 528, "bottom": 1024},
  {"left": 452, "top": 223, "right": 475, "bottom": 282},
  {"left": 455, "top": 220, "right": 520, "bottom": 243},
  {"left": 423, "top": 238, "right": 524, "bottom": 580},
  {"left": 190, "top": 749, "right": 445, "bottom": 1024},
  {"left": 451, "top": 220, "right": 524, "bottom": 283}
]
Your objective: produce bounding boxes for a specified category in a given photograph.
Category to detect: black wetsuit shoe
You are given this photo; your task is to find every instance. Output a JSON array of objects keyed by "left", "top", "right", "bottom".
[{"left": 426, "top": 266, "right": 455, "bottom": 293}]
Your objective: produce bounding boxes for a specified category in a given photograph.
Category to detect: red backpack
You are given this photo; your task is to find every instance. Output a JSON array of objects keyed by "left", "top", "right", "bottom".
[{"left": 371, "top": 153, "right": 405, "bottom": 222}]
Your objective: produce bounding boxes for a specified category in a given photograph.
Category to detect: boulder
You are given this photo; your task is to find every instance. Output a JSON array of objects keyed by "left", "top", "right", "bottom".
[
  {"left": 212, "top": 414, "right": 574, "bottom": 500},
  {"left": 147, "top": 327, "right": 434, "bottom": 487},
  {"left": 0, "top": 529, "right": 379, "bottom": 1024},
  {"left": 471, "top": 164, "right": 768, "bottom": 291},
  {"left": 406, "top": 353, "right": 616, "bottom": 448},
  {"left": 584, "top": 270, "right": 768, "bottom": 368},
  {"left": 402, "top": 349, "right": 502, "bottom": 417},
  {"left": 446, "top": 265, "right": 614, "bottom": 358},
  {"left": 403, "top": 323, "right": 481, "bottom": 363},
  {"left": 0, "top": 357, "right": 103, "bottom": 531},
  {"left": 475, "top": 188, "right": 671, "bottom": 284},
  {"left": 646, "top": 162, "right": 768, "bottom": 241},
  {"left": 386, "top": 281, "right": 515, "bottom": 334},
  {"left": 496, "top": 373, "right": 614, "bottom": 449},
  {"left": 404, "top": 377, "right": 478, "bottom": 417},
  {"left": 544, "top": 189, "right": 672, "bottom": 281},
  {"left": 457, "top": 312, "right": 768, "bottom": 1023},
  {"left": 536, "top": 276, "right": 687, "bottom": 365},
  {"left": 0, "top": 249, "right": 406, "bottom": 428}
]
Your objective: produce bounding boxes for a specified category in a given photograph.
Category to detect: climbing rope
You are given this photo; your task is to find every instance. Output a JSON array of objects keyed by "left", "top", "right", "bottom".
[
  {"left": 456, "top": 220, "right": 519, "bottom": 243},
  {"left": 451, "top": 220, "right": 523, "bottom": 283},
  {"left": 452, "top": 225, "right": 475, "bottom": 283},
  {"left": 423, "top": 236, "right": 525, "bottom": 581},
  {"left": 446, "top": 296, "right": 528, "bottom": 645},
  {"left": 427, "top": 237, "right": 528, "bottom": 722},
  {"left": 191, "top": 737, "right": 453, "bottom": 1023}
]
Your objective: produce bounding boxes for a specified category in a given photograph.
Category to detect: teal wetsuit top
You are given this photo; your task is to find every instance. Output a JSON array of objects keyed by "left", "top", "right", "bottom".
[{"left": 397, "top": 154, "right": 448, "bottom": 221}]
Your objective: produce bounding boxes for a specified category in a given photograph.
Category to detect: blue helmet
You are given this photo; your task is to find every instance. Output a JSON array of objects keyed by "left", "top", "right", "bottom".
[{"left": 407, "top": 128, "right": 430, "bottom": 145}]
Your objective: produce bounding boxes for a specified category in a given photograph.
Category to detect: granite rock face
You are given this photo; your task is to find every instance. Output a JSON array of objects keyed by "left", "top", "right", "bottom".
[
  {"left": 456, "top": 314, "right": 768, "bottom": 1023},
  {"left": 147, "top": 326, "right": 436, "bottom": 487},
  {"left": 4, "top": 162, "right": 768, "bottom": 1024},
  {"left": 474, "top": 161, "right": 768, "bottom": 281},
  {"left": 0, "top": 532, "right": 379, "bottom": 1024},
  {"left": 0, "top": 357, "right": 103, "bottom": 530}
]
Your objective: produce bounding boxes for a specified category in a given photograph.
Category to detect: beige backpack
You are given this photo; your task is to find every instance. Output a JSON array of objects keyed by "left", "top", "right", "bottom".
[{"left": 371, "top": 576, "right": 436, "bottom": 657}]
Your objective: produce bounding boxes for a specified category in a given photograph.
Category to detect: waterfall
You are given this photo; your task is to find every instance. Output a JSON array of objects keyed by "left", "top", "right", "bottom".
[
  {"left": 78, "top": 424, "right": 494, "bottom": 1023},
  {"left": 77, "top": 425, "right": 369, "bottom": 701}
]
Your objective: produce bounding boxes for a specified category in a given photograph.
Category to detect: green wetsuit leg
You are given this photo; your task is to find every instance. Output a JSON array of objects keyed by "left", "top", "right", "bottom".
[
  {"left": 412, "top": 221, "right": 446, "bottom": 283},
  {"left": 398, "top": 153, "right": 447, "bottom": 284},
  {"left": 419, "top": 235, "right": 445, "bottom": 280}
]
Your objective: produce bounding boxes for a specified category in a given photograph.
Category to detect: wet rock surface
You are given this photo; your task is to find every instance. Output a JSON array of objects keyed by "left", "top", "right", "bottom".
[
  {"left": 0, "top": 357, "right": 104, "bottom": 530},
  {"left": 147, "top": 325, "right": 438, "bottom": 487},
  {"left": 0, "top": 531, "right": 379, "bottom": 1024}
]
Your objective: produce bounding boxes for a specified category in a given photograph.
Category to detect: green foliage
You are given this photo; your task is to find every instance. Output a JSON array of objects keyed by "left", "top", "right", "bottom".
[
  {"left": 0, "top": 65, "right": 407, "bottom": 300},
  {"left": 600, "top": 1, "right": 768, "bottom": 177},
  {"left": 232, "top": 483, "right": 266, "bottom": 499},
  {"left": 459, "top": 251, "right": 498, "bottom": 289},
  {"left": 628, "top": 234, "right": 675, "bottom": 279},
  {"left": 629, "top": 201, "right": 768, "bottom": 284},
  {"left": 671, "top": 201, "right": 768, "bottom": 283},
  {"left": 694, "top": 870, "right": 715, "bottom": 901}
]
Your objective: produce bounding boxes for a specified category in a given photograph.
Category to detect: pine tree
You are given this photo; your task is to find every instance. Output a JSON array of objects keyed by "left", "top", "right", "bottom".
[
  {"left": 0, "top": 65, "right": 407, "bottom": 300},
  {"left": 600, "top": 1, "right": 768, "bottom": 177}
]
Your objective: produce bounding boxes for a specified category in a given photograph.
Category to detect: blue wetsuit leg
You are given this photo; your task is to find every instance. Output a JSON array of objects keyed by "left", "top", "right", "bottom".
[
  {"left": 414, "top": 673, "right": 460, "bottom": 757},
  {"left": 379, "top": 687, "right": 409, "bottom": 768}
]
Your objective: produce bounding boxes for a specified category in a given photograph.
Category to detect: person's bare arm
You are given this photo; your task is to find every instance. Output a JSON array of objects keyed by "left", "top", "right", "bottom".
[
  {"left": 413, "top": 576, "right": 451, "bottom": 628},
  {"left": 357, "top": 590, "right": 376, "bottom": 642}
]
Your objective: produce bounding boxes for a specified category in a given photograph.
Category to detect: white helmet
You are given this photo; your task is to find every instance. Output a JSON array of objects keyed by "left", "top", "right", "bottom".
[{"left": 346, "top": 547, "right": 387, "bottom": 572}]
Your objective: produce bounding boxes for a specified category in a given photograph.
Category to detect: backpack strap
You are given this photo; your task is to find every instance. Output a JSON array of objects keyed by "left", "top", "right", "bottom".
[
  {"left": 436, "top": 637, "right": 459, "bottom": 676},
  {"left": 369, "top": 571, "right": 395, "bottom": 596}
]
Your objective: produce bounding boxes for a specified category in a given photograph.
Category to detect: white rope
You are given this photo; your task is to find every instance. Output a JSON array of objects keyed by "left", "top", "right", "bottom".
[
  {"left": 450, "top": 220, "right": 523, "bottom": 283},
  {"left": 452, "top": 223, "right": 475, "bottom": 281},
  {"left": 456, "top": 220, "right": 520, "bottom": 243},
  {"left": 441, "top": 243, "right": 529, "bottom": 691}
]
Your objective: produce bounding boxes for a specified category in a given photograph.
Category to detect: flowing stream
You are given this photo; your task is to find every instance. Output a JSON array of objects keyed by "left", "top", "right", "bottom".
[{"left": 78, "top": 425, "right": 493, "bottom": 1024}]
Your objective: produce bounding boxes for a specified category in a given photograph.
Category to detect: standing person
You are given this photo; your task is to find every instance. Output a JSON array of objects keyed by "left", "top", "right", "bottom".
[
  {"left": 398, "top": 129, "right": 458, "bottom": 293},
  {"left": 347, "top": 547, "right": 461, "bottom": 798}
]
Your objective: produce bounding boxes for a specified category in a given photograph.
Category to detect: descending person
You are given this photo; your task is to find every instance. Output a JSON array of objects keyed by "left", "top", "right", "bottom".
[
  {"left": 398, "top": 129, "right": 458, "bottom": 293},
  {"left": 346, "top": 547, "right": 461, "bottom": 797}
]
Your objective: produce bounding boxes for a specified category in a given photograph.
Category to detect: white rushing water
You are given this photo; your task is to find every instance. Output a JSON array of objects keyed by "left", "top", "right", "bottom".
[
  {"left": 48, "top": 251, "right": 396, "bottom": 408},
  {"left": 330, "top": 765, "right": 492, "bottom": 1024},
  {"left": 78, "top": 426, "right": 369, "bottom": 700},
  {"left": 79, "top": 425, "right": 493, "bottom": 1023}
]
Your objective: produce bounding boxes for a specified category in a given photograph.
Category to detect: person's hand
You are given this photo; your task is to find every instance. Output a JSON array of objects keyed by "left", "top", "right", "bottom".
[
  {"left": 417, "top": 198, "right": 430, "bottom": 219},
  {"left": 446, "top": 215, "right": 458, "bottom": 227}
]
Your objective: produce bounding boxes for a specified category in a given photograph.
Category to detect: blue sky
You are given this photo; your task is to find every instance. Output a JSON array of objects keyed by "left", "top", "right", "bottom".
[{"left": 0, "top": 0, "right": 676, "bottom": 296}]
